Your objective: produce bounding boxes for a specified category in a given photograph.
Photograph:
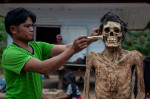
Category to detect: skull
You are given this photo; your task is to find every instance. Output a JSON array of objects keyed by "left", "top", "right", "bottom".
[{"left": 102, "top": 21, "right": 122, "bottom": 47}]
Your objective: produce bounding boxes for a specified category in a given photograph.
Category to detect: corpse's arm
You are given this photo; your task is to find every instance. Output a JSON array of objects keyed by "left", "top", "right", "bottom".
[
  {"left": 135, "top": 51, "right": 145, "bottom": 99},
  {"left": 83, "top": 52, "right": 94, "bottom": 99}
]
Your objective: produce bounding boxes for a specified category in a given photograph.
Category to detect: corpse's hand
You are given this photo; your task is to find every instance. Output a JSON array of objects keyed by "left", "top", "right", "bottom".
[
  {"left": 88, "top": 28, "right": 100, "bottom": 44},
  {"left": 91, "top": 28, "right": 99, "bottom": 36}
]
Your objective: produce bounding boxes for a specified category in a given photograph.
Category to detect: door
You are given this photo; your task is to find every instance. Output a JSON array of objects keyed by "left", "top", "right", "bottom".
[{"left": 61, "top": 26, "right": 87, "bottom": 63}]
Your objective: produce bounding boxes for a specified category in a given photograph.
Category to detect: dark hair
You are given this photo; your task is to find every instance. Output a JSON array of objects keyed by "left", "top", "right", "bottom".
[
  {"left": 99, "top": 11, "right": 128, "bottom": 42},
  {"left": 63, "top": 72, "right": 77, "bottom": 98},
  {"left": 4, "top": 7, "right": 36, "bottom": 36}
]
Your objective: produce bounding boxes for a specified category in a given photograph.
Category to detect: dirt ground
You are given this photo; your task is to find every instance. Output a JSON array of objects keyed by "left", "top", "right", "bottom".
[
  {"left": 44, "top": 72, "right": 136, "bottom": 99},
  {"left": 0, "top": 74, "right": 96, "bottom": 99},
  {"left": 43, "top": 74, "right": 135, "bottom": 99},
  {"left": 43, "top": 75, "right": 96, "bottom": 99},
  {"left": 0, "top": 74, "right": 135, "bottom": 99}
]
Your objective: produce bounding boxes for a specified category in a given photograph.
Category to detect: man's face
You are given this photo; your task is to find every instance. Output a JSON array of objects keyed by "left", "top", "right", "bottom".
[
  {"left": 14, "top": 17, "right": 34, "bottom": 42},
  {"left": 102, "top": 21, "right": 122, "bottom": 48}
]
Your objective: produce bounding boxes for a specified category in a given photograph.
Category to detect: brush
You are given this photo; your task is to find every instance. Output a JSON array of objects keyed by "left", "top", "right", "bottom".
[{"left": 87, "top": 35, "right": 103, "bottom": 40}]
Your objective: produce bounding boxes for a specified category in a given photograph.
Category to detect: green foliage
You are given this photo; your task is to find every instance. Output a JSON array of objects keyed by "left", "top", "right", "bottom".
[
  {"left": 0, "top": 18, "right": 7, "bottom": 42},
  {"left": 0, "top": 17, "right": 7, "bottom": 73},
  {"left": 122, "top": 28, "right": 150, "bottom": 57}
]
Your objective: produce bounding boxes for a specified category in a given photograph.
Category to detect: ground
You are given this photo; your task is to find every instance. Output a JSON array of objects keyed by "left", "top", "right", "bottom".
[
  {"left": 0, "top": 73, "right": 136, "bottom": 99},
  {"left": 42, "top": 75, "right": 96, "bottom": 99}
]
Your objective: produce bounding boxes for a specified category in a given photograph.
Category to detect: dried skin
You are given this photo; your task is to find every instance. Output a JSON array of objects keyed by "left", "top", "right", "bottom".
[{"left": 83, "top": 49, "right": 145, "bottom": 99}]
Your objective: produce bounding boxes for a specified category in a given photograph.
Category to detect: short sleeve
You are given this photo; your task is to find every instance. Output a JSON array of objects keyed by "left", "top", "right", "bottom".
[
  {"left": 2, "top": 50, "right": 32, "bottom": 75},
  {"left": 35, "top": 42, "right": 54, "bottom": 60},
  {"left": 66, "top": 84, "right": 72, "bottom": 95}
]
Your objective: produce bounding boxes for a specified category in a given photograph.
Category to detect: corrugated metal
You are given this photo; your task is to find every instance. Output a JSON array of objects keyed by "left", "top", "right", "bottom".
[{"left": 0, "top": 3, "right": 149, "bottom": 29}]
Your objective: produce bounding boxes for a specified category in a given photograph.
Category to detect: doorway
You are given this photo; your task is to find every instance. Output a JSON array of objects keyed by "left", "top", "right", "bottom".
[{"left": 36, "top": 26, "right": 60, "bottom": 44}]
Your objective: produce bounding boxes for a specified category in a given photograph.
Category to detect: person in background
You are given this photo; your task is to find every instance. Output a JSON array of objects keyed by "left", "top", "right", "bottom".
[
  {"left": 56, "top": 34, "right": 63, "bottom": 45},
  {"left": 134, "top": 54, "right": 150, "bottom": 99},
  {"left": 143, "top": 55, "right": 150, "bottom": 98},
  {"left": 56, "top": 72, "right": 81, "bottom": 99},
  {"left": 0, "top": 76, "right": 6, "bottom": 92}
]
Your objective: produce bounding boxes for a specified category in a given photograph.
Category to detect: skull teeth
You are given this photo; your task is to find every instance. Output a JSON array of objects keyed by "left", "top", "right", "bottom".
[
  {"left": 108, "top": 38, "right": 116, "bottom": 40},
  {"left": 108, "top": 40, "right": 117, "bottom": 43}
]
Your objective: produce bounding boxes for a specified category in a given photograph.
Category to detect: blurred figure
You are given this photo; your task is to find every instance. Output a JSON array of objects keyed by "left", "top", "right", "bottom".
[
  {"left": 56, "top": 34, "right": 63, "bottom": 45},
  {"left": 73, "top": 57, "right": 84, "bottom": 64},
  {"left": 144, "top": 55, "right": 150, "bottom": 98},
  {"left": 73, "top": 57, "right": 86, "bottom": 82},
  {"left": 0, "top": 76, "right": 6, "bottom": 92},
  {"left": 134, "top": 54, "right": 150, "bottom": 99},
  {"left": 57, "top": 72, "right": 81, "bottom": 99}
]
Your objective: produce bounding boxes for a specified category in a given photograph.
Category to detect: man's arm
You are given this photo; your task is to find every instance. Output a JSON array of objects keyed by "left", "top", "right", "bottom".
[
  {"left": 49, "top": 44, "right": 72, "bottom": 57},
  {"left": 50, "top": 28, "right": 100, "bottom": 57},
  {"left": 83, "top": 52, "right": 94, "bottom": 99},
  {"left": 135, "top": 51, "right": 145, "bottom": 99},
  {"left": 23, "top": 35, "right": 88, "bottom": 74}
]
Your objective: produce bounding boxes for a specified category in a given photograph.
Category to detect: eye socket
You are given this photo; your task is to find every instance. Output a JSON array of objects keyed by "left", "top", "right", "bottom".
[
  {"left": 114, "top": 28, "right": 120, "bottom": 33},
  {"left": 104, "top": 27, "right": 110, "bottom": 33}
]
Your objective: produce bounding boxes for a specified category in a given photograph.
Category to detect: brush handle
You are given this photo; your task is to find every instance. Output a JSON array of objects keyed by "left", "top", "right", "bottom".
[{"left": 87, "top": 35, "right": 103, "bottom": 40}]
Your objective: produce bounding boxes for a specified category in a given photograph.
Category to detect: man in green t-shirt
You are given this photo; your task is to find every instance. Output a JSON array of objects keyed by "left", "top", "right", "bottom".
[{"left": 2, "top": 7, "right": 99, "bottom": 99}]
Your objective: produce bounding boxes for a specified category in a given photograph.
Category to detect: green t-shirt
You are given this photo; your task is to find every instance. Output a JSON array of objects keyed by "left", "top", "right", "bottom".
[{"left": 2, "top": 41, "right": 54, "bottom": 99}]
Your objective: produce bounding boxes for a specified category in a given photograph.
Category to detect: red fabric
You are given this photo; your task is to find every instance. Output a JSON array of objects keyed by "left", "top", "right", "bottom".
[{"left": 71, "top": 96, "right": 82, "bottom": 99}]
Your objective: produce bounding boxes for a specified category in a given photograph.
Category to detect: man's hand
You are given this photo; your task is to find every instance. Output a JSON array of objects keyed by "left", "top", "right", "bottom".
[{"left": 71, "top": 35, "right": 88, "bottom": 53}]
